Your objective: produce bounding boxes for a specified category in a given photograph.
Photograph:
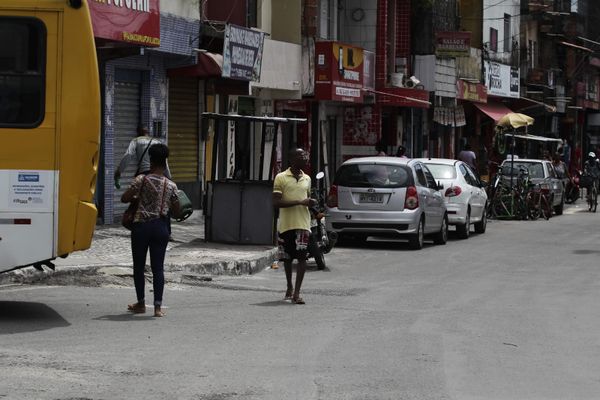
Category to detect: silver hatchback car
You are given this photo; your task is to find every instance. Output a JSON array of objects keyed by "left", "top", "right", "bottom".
[{"left": 325, "top": 157, "right": 448, "bottom": 249}]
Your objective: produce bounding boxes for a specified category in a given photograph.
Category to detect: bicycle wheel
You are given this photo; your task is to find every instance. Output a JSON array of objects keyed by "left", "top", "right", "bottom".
[
  {"left": 526, "top": 192, "right": 540, "bottom": 220},
  {"left": 541, "top": 193, "right": 552, "bottom": 220},
  {"left": 593, "top": 185, "right": 598, "bottom": 213},
  {"left": 588, "top": 186, "right": 594, "bottom": 212}
]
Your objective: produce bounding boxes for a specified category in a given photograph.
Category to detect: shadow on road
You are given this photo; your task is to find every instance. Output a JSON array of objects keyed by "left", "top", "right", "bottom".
[
  {"left": 250, "top": 300, "right": 293, "bottom": 307},
  {"left": 0, "top": 301, "right": 70, "bottom": 334},
  {"left": 572, "top": 249, "right": 600, "bottom": 255},
  {"left": 93, "top": 313, "right": 156, "bottom": 322}
]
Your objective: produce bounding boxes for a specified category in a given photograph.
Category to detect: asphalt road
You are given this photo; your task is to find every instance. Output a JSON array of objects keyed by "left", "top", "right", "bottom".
[{"left": 2, "top": 203, "right": 600, "bottom": 399}]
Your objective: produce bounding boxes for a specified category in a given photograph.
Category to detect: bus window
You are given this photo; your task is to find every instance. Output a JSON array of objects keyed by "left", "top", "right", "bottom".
[{"left": 0, "top": 17, "right": 45, "bottom": 127}]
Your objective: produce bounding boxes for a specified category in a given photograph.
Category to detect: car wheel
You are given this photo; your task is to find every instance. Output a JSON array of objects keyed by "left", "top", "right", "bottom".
[
  {"left": 433, "top": 214, "right": 448, "bottom": 245},
  {"left": 456, "top": 209, "right": 470, "bottom": 239},
  {"left": 474, "top": 207, "right": 487, "bottom": 234},
  {"left": 409, "top": 217, "right": 425, "bottom": 250},
  {"left": 554, "top": 194, "right": 564, "bottom": 215}
]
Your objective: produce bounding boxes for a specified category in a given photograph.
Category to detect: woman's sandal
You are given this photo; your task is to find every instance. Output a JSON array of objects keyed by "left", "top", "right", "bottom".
[
  {"left": 127, "top": 303, "right": 146, "bottom": 313},
  {"left": 292, "top": 297, "right": 305, "bottom": 305},
  {"left": 285, "top": 288, "right": 294, "bottom": 300}
]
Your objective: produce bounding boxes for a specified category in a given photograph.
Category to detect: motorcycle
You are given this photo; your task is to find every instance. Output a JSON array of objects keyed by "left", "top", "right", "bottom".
[
  {"left": 565, "top": 170, "right": 581, "bottom": 204},
  {"left": 307, "top": 172, "right": 337, "bottom": 270}
]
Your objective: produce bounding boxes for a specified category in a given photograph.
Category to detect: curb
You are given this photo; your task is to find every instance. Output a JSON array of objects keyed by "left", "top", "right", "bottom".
[{"left": 0, "top": 248, "right": 277, "bottom": 286}]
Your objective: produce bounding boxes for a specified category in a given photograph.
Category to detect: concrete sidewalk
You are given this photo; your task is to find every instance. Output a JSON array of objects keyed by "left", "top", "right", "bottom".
[{"left": 2, "top": 212, "right": 277, "bottom": 285}]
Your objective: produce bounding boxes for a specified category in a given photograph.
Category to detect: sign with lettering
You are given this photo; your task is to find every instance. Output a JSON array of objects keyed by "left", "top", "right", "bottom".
[
  {"left": 88, "top": 0, "right": 160, "bottom": 46},
  {"left": 436, "top": 32, "right": 471, "bottom": 57},
  {"left": 457, "top": 80, "right": 487, "bottom": 103},
  {"left": 484, "top": 61, "right": 520, "bottom": 98},
  {"left": 315, "top": 41, "right": 365, "bottom": 103},
  {"left": 222, "top": 24, "right": 266, "bottom": 81}
]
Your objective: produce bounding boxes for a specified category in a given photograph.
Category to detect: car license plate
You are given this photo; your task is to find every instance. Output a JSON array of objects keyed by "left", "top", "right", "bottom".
[{"left": 359, "top": 193, "right": 383, "bottom": 203}]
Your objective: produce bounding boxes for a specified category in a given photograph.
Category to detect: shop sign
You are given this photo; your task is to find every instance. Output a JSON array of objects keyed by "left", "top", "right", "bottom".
[
  {"left": 457, "top": 80, "right": 487, "bottom": 103},
  {"left": 315, "top": 41, "right": 365, "bottom": 103},
  {"left": 484, "top": 61, "right": 520, "bottom": 98},
  {"left": 222, "top": 24, "right": 266, "bottom": 81},
  {"left": 580, "top": 77, "right": 600, "bottom": 110},
  {"left": 88, "top": 0, "right": 160, "bottom": 46},
  {"left": 436, "top": 32, "right": 471, "bottom": 57}
]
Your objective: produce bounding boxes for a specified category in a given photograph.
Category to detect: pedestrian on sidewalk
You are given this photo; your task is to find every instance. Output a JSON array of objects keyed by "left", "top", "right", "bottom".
[
  {"left": 272, "top": 148, "right": 317, "bottom": 305},
  {"left": 114, "top": 125, "right": 174, "bottom": 240},
  {"left": 121, "top": 143, "right": 180, "bottom": 317},
  {"left": 458, "top": 143, "right": 477, "bottom": 172}
]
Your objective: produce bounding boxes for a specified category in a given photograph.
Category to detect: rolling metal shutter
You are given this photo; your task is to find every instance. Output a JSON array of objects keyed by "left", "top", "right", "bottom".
[
  {"left": 112, "top": 81, "right": 140, "bottom": 222},
  {"left": 168, "top": 77, "right": 198, "bottom": 182}
]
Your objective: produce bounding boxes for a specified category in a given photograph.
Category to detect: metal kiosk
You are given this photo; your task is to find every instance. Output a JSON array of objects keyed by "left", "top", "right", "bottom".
[{"left": 202, "top": 112, "right": 306, "bottom": 245}]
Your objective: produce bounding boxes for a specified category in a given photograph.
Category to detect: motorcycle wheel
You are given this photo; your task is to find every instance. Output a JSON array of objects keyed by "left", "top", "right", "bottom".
[{"left": 308, "top": 239, "right": 326, "bottom": 270}]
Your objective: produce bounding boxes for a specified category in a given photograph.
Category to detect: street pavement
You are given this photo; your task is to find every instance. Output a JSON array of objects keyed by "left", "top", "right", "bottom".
[
  {"left": 4, "top": 203, "right": 600, "bottom": 399},
  {"left": 0, "top": 212, "right": 277, "bottom": 286}
]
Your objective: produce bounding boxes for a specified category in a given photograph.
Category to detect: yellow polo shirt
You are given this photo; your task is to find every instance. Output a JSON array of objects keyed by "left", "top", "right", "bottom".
[{"left": 273, "top": 168, "right": 311, "bottom": 233}]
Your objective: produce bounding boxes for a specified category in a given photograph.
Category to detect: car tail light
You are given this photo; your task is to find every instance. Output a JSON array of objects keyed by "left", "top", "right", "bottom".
[
  {"left": 404, "top": 186, "right": 419, "bottom": 210},
  {"left": 445, "top": 186, "right": 462, "bottom": 197},
  {"left": 326, "top": 185, "right": 338, "bottom": 208}
]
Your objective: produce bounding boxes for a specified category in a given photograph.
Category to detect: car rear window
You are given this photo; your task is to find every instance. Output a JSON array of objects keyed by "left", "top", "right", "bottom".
[
  {"left": 424, "top": 164, "right": 456, "bottom": 179},
  {"left": 502, "top": 162, "right": 544, "bottom": 178},
  {"left": 334, "top": 164, "right": 413, "bottom": 188}
]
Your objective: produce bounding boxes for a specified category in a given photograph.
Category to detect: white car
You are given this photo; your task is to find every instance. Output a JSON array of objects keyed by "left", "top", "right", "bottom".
[{"left": 416, "top": 158, "right": 488, "bottom": 239}]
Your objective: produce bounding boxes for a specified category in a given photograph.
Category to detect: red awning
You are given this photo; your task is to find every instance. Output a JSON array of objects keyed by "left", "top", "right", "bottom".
[
  {"left": 167, "top": 52, "right": 223, "bottom": 78},
  {"left": 473, "top": 101, "right": 513, "bottom": 122}
]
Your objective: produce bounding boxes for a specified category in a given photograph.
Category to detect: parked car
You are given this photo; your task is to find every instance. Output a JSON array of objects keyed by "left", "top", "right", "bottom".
[
  {"left": 325, "top": 157, "right": 448, "bottom": 250},
  {"left": 499, "top": 158, "right": 565, "bottom": 215},
  {"left": 416, "top": 158, "right": 488, "bottom": 239}
]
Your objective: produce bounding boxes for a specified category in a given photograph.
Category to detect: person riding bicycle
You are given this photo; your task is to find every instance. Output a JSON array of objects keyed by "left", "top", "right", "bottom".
[{"left": 583, "top": 152, "right": 600, "bottom": 199}]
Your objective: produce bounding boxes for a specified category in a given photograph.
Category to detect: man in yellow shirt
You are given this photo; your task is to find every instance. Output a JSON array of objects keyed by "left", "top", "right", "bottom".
[{"left": 272, "top": 148, "right": 316, "bottom": 304}]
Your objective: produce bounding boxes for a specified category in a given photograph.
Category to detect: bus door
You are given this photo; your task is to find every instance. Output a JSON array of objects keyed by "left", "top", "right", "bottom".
[{"left": 0, "top": 11, "right": 59, "bottom": 269}]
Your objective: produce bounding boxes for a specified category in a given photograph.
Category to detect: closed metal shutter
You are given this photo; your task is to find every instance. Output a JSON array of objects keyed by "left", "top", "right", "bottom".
[
  {"left": 112, "top": 81, "right": 140, "bottom": 222},
  {"left": 168, "top": 77, "right": 198, "bottom": 182}
]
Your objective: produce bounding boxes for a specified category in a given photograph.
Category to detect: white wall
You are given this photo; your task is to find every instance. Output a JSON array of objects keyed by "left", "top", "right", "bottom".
[
  {"left": 483, "top": 0, "right": 520, "bottom": 65},
  {"left": 161, "top": 0, "right": 200, "bottom": 20}
]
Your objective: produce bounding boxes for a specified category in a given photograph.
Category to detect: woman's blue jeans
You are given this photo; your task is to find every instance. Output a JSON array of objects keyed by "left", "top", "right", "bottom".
[{"left": 131, "top": 217, "right": 169, "bottom": 306}]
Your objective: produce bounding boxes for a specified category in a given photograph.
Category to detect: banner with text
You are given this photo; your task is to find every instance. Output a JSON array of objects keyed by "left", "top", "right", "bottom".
[
  {"left": 89, "top": 0, "right": 160, "bottom": 46},
  {"left": 222, "top": 24, "right": 266, "bottom": 81},
  {"left": 484, "top": 61, "right": 519, "bottom": 98}
]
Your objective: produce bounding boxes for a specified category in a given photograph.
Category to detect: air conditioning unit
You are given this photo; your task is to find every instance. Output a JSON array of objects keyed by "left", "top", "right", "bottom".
[
  {"left": 404, "top": 76, "right": 421, "bottom": 88},
  {"left": 390, "top": 72, "right": 404, "bottom": 88}
]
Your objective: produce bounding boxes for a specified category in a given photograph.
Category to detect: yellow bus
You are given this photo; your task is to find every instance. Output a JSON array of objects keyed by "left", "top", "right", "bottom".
[{"left": 0, "top": 0, "right": 100, "bottom": 273}]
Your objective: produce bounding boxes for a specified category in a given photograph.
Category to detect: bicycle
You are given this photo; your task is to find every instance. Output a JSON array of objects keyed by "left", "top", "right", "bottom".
[
  {"left": 580, "top": 174, "right": 598, "bottom": 213},
  {"left": 525, "top": 182, "right": 552, "bottom": 220},
  {"left": 488, "top": 167, "right": 529, "bottom": 220}
]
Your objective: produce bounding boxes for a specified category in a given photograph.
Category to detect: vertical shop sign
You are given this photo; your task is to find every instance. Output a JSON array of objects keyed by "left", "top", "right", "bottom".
[{"left": 227, "top": 97, "right": 238, "bottom": 178}]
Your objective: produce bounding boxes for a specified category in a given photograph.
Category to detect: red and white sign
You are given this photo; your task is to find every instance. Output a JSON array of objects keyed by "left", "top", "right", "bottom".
[
  {"left": 315, "top": 41, "right": 365, "bottom": 103},
  {"left": 89, "top": 0, "right": 160, "bottom": 47}
]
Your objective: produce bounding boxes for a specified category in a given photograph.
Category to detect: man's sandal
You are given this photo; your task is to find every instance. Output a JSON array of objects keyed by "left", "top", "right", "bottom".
[
  {"left": 127, "top": 303, "right": 146, "bottom": 313},
  {"left": 154, "top": 307, "right": 165, "bottom": 317}
]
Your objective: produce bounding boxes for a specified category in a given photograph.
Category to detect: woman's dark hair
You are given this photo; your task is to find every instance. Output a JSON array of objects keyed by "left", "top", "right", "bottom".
[{"left": 149, "top": 143, "right": 169, "bottom": 168}]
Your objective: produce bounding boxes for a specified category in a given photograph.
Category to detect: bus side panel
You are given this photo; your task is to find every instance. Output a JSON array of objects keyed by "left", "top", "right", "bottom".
[
  {"left": 0, "top": 170, "right": 57, "bottom": 270},
  {"left": 56, "top": 1, "right": 100, "bottom": 255}
]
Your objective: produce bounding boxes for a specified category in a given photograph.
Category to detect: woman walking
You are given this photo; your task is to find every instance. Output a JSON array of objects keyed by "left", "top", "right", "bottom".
[{"left": 121, "top": 143, "right": 180, "bottom": 317}]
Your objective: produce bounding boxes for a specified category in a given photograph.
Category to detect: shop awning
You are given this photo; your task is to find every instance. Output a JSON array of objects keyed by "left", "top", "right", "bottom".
[
  {"left": 473, "top": 101, "right": 513, "bottom": 122},
  {"left": 512, "top": 134, "right": 562, "bottom": 143},
  {"left": 167, "top": 52, "right": 223, "bottom": 78}
]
